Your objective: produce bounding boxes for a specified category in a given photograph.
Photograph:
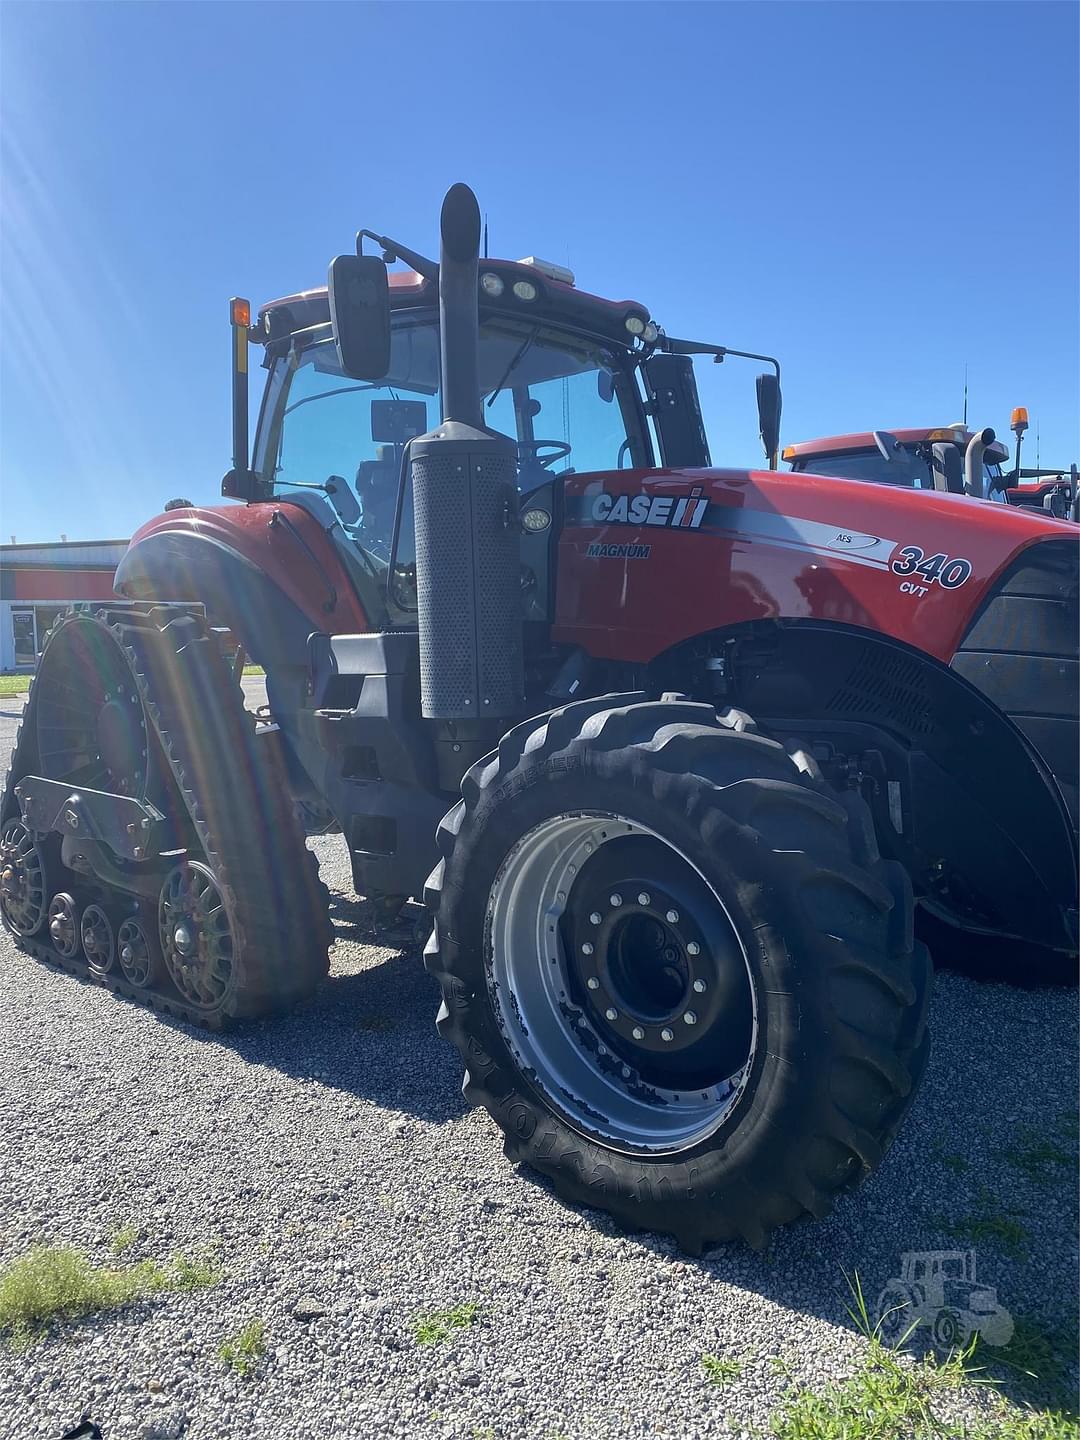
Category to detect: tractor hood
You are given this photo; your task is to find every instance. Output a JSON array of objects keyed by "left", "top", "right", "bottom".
[{"left": 554, "top": 465, "right": 1077, "bottom": 665}]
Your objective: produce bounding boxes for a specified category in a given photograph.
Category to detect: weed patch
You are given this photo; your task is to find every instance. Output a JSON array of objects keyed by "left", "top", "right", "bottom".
[
  {"left": 218, "top": 1318, "right": 266, "bottom": 1378},
  {"left": 702, "top": 1352, "right": 743, "bottom": 1387},
  {"left": 0, "top": 1244, "right": 219, "bottom": 1348},
  {"left": 412, "top": 1301, "right": 481, "bottom": 1346}
]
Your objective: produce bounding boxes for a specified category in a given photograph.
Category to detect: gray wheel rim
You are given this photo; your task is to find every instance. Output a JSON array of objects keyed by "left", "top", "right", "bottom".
[{"left": 485, "top": 812, "right": 757, "bottom": 1154}]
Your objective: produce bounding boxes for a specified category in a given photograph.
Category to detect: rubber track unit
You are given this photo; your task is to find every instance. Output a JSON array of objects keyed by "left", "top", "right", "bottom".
[
  {"left": 1, "top": 605, "right": 331, "bottom": 1029},
  {"left": 424, "top": 693, "right": 931, "bottom": 1253}
]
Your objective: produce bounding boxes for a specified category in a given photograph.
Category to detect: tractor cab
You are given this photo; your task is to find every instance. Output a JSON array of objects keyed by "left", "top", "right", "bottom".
[
  {"left": 784, "top": 426, "right": 1010, "bottom": 496},
  {"left": 786, "top": 423, "right": 1079, "bottom": 519}
]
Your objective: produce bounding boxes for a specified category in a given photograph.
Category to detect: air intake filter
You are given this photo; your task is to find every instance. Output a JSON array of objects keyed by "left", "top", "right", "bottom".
[{"left": 411, "top": 420, "right": 523, "bottom": 720}]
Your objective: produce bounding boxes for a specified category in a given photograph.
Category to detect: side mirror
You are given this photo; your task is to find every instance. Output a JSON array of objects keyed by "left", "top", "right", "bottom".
[
  {"left": 328, "top": 254, "right": 391, "bottom": 380},
  {"left": 931, "top": 442, "right": 964, "bottom": 494},
  {"left": 756, "top": 373, "right": 782, "bottom": 468}
]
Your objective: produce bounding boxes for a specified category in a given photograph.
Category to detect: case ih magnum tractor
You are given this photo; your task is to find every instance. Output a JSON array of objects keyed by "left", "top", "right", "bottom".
[
  {"left": 785, "top": 420, "right": 1079, "bottom": 520},
  {"left": 2, "top": 185, "right": 1076, "bottom": 1252}
]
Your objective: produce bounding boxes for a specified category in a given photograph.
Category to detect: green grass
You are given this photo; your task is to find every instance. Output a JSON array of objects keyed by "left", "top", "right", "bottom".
[
  {"left": 1001, "top": 1122, "right": 1077, "bottom": 1186},
  {"left": 702, "top": 1352, "right": 744, "bottom": 1387},
  {"left": 108, "top": 1223, "right": 141, "bottom": 1257},
  {"left": 0, "top": 674, "right": 30, "bottom": 696},
  {"left": 241, "top": 664, "right": 265, "bottom": 677},
  {"left": 931, "top": 1188, "right": 1029, "bottom": 1258},
  {"left": 0, "top": 1244, "right": 220, "bottom": 1348},
  {"left": 217, "top": 1317, "right": 266, "bottom": 1377},
  {"left": 775, "top": 1271, "right": 1080, "bottom": 1440},
  {"left": 768, "top": 1342, "right": 1078, "bottom": 1440},
  {"left": 412, "top": 1301, "right": 481, "bottom": 1346}
]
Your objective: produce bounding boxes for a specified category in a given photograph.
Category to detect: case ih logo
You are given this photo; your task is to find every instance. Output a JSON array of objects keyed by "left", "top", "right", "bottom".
[{"left": 591, "top": 487, "right": 709, "bottom": 529}]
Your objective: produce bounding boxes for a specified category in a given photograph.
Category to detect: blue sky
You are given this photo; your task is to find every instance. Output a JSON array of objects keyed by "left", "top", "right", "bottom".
[{"left": 1, "top": 0, "right": 1077, "bottom": 542}]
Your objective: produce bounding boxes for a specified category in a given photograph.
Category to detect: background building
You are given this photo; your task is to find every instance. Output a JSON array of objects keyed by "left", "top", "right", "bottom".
[{"left": 0, "top": 539, "right": 127, "bottom": 671}]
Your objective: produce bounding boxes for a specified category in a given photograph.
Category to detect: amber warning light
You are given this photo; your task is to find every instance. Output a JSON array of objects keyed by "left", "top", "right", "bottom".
[
  {"left": 1010, "top": 406, "right": 1029, "bottom": 436},
  {"left": 230, "top": 297, "right": 252, "bottom": 329}
]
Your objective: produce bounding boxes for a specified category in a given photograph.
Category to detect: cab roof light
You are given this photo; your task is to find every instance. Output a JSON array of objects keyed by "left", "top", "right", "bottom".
[
  {"left": 517, "top": 256, "right": 575, "bottom": 287},
  {"left": 781, "top": 445, "right": 796, "bottom": 460},
  {"left": 1011, "top": 406, "right": 1029, "bottom": 435}
]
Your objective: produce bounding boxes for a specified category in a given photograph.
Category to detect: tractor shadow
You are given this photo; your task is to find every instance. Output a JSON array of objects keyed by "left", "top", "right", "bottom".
[{"left": 218, "top": 889, "right": 465, "bottom": 1127}]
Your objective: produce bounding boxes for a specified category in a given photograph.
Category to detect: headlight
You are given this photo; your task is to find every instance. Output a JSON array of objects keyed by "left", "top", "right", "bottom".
[
  {"left": 522, "top": 508, "right": 551, "bottom": 533},
  {"left": 481, "top": 272, "right": 504, "bottom": 298},
  {"left": 643, "top": 321, "right": 659, "bottom": 343},
  {"left": 512, "top": 279, "right": 538, "bottom": 302},
  {"left": 625, "top": 315, "right": 646, "bottom": 336}
]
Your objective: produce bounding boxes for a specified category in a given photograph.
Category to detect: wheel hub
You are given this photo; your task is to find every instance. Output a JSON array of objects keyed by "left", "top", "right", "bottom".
[
  {"left": 561, "top": 836, "right": 753, "bottom": 1087},
  {"left": 486, "top": 812, "right": 757, "bottom": 1154}
]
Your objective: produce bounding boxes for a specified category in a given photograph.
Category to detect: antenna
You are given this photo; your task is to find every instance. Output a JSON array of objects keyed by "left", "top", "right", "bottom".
[
  {"left": 482, "top": 214, "right": 489, "bottom": 260},
  {"left": 1036, "top": 422, "right": 1040, "bottom": 474},
  {"left": 963, "top": 363, "right": 968, "bottom": 426}
]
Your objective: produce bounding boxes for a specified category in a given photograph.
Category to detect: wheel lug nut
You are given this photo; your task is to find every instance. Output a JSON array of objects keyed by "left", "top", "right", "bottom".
[
  {"left": 589, "top": 911, "right": 602, "bottom": 925},
  {"left": 556, "top": 890, "right": 566, "bottom": 902},
  {"left": 637, "top": 892, "right": 650, "bottom": 906},
  {"left": 609, "top": 893, "right": 623, "bottom": 907},
  {"left": 666, "top": 909, "right": 679, "bottom": 924},
  {"left": 693, "top": 978, "right": 707, "bottom": 993},
  {"left": 581, "top": 942, "right": 594, "bottom": 956},
  {"left": 687, "top": 941, "right": 700, "bottom": 956},
  {"left": 683, "top": 1011, "right": 697, "bottom": 1025},
  {"left": 661, "top": 1027, "right": 674, "bottom": 1042},
  {"left": 587, "top": 977, "right": 600, "bottom": 991},
  {"left": 632, "top": 1026, "right": 645, "bottom": 1040},
  {"left": 604, "top": 1007, "right": 618, "bottom": 1021},
  {"left": 621, "top": 1065, "right": 632, "bottom": 1079}
]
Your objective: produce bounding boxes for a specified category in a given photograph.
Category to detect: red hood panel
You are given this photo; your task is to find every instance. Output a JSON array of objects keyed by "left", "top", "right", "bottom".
[{"left": 554, "top": 468, "right": 1072, "bottom": 664}]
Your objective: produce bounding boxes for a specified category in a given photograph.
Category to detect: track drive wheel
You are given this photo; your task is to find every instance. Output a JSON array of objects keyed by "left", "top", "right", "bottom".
[
  {"left": 425, "top": 694, "right": 931, "bottom": 1253},
  {"left": 0, "top": 819, "right": 48, "bottom": 938}
]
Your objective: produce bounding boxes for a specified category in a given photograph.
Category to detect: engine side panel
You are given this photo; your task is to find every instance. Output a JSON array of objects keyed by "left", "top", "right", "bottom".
[{"left": 554, "top": 468, "right": 1072, "bottom": 664}]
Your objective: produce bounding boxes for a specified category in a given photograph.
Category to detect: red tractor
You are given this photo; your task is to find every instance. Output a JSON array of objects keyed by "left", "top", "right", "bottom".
[
  {"left": 2, "top": 185, "right": 1075, "bottom": 1253},
  {"left": 785, "top": 418, "right": 1079, "bottom": 519}
]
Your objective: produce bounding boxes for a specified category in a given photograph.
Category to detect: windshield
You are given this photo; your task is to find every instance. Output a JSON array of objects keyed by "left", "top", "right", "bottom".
[{"left": 253, "top": 312, "right": 649, "bottom": 569}]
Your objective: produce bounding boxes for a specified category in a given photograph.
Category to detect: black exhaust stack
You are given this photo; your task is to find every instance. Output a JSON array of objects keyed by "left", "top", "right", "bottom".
[{"left": 410, "top": 184, "right": 523, "bottom": 721}]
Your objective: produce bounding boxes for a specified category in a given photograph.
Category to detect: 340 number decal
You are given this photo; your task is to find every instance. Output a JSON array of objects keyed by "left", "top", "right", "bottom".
[{"left": 891, "top": 546, "right": 972, "bottom": 588}]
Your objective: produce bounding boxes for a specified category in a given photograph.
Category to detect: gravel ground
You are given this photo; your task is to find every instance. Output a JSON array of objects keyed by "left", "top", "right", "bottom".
[{"left": 0, "top": 684, "right": 1076, "bottom": 1439}]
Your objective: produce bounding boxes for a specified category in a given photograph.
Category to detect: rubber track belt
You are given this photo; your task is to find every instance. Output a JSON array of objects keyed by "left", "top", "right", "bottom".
[{"left": 1, "top": 604, "right": 331, "bottom": 1030}]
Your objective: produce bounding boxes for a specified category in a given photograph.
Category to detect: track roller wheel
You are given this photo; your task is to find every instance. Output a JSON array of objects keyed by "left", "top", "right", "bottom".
[
  {"left": 0, "top": 819, "right": 48, "bottom": 937},
  {"left": 48, "top": 893, "right": 81, "bottom": 958},
  {"left": 80, "top": 904, "right": 117, "bottom": 976},
  {"left": 159, "top": 861, "right": 236, "bottom": 1015},
  {"left": 117, "top": 912, "right": 163, "bottom": 990}
]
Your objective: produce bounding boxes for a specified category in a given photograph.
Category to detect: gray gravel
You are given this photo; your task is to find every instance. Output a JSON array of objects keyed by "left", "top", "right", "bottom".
[{"left": 0, "top": 685, "right": 1076, "bottom": 1438}]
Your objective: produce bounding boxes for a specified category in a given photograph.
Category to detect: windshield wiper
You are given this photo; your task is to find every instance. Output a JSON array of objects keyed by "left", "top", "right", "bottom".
[{"left": 486, "top": 329, "right": 537, "bottom": 409}]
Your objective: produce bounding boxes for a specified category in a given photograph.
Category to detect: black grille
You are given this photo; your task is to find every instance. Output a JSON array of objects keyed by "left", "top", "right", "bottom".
[{"left": 827, "top": 649, "right": 936, "bottom": 735}]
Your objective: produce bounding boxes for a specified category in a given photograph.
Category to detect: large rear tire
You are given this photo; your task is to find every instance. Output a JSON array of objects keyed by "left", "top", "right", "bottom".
[{"left": 425, "top": 694, "right": 930, "bottom": 1252}]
